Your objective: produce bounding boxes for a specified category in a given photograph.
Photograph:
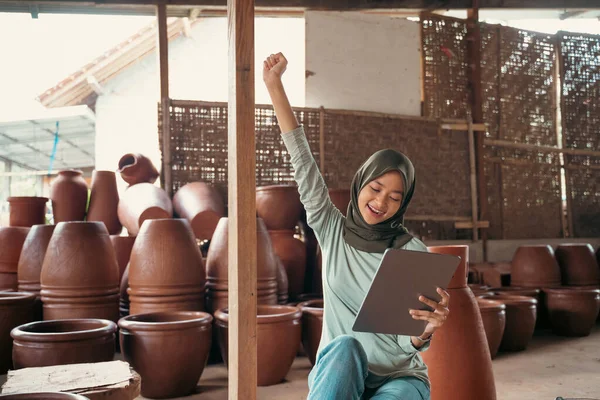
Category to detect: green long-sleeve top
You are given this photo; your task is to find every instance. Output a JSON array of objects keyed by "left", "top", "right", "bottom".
[{"left": 282, "top": 126, "right": 430, "bottom": 388}]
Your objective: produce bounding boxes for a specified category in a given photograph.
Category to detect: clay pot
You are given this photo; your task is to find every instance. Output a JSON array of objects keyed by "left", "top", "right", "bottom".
[
  {"left": 110, "top": 235, "right": 136, "bottom": 283},
  {"left": 476, "top": 299, "right": 506, "bottom": 359},
  {"left": 423, "top": 245, "right": 497, "bottom": 400},
  {"left": 269, "top": 230, "right": 306, "bottom": 301},
  {"left": 276, "top": 256, "right": 289, "bottom": 305},
  {"left": 511, "top": 245, "right": 562, "bottom": 288},
  {"left": 555, "top": 244, "right": 600, "bottom": 286},
  {"left": 119, "top": 311, "right": 212, "bottom": 399},
  {"left": 297, "top": 220, "right": 321, "bottom": 295},
  {"left": 481, "top": 263, "right": 512, "bottom": 287},
  {"left": 543, "top": 287, "right": 600, "bottom": 337},
  {"left": 328, "top": 189, "right": 350, "bottom": 216},
  {"left": 87, "top": 170, "right": 122, "bottom": 235},
  {"left": 49, "top": 170, "right": 88, "bottom": 223},
  {"left": 0, "top": 292, "right": 36, "bottom": 374},
  {"left": 40, "top": 222, "right": 120, "bottom": 322},
  {"left": 11, "top": 319, "right": 116, "bottom": 369},
  {"left": 298, "top": 299, "right": 324, "bottom": 366},
  {"left": 119, "top": 264, "right": 130, "bottom": 318},
  {"left": 214, "top": 305, "right": 301, "bottom": 386},
  {"left": 117, "top": 183, "right": 173, "bottom": 236},
  {"left": 7, "top": 197, "right": 48, "bottom": 227},
  {"left": 0, "top": 227, "right": 30, "bottom": 291},
  {"left": 205, "top": 218, "right": 278, "bottom": 313},
  {"left": 128, "top": 219, "right": 205, "bottom": 315},
  {"left": 255, "top": 185, "right": 302, "bottom": 230},
  {"left": 491, "top": 294, "right": 537, "bottom": 351},
  {"left": 173, "top": 182, "right": 225, "bottom": 241},
  {"left": 0, "top": 394, "right": 89, "bottom": 399},
  {"left": 117, "top": 153, "right": 159, "bottom": 185}
]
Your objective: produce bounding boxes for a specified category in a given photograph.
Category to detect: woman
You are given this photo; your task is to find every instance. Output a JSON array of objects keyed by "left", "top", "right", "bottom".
[{"left": 263, "top": 52, "right": 450, "bottom": 400}]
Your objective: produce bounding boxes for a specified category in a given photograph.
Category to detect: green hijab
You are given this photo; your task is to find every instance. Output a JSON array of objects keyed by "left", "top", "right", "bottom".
[{"left": 342, "top": 148, "right": 416, "bottom": 253}]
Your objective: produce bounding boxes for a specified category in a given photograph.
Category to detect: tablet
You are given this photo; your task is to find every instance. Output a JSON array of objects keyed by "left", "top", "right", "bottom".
[{"left": 352, "top": 248, "right": 461, "bottom": 337}]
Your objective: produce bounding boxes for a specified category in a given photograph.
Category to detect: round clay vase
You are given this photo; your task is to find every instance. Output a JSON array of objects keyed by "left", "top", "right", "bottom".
[
  {"left": 87, "top": 170, "right": 122, "bottom": 235},
  {"left": 11, "top": 319, "right": 116, "bottom": 369},
  {"left": 555, "top": 244, "right": 600, "bottom": 286},
  {"left": 110, "top": 235, "right": 136, "bottom": 283},
  {"left": 49, "top": 170, "right": 88, "bottom": 223},
  {"left": 128, "top": 219, "right": 206, "bottom": 315},
  {"left": 298, "top": 299, "right": 324, "bottom": 366},
  {"left": 119, "top": 311, "right": 212, "bottom": 399},
  {"left": 423, "top": 245, "right": 497, "bottom": 400},
  {"left": 173, "top": 182, "right": 225, "bottom": 241},
  {"left": 117, "top": 153, "right": 159, "bottom": 185},
  {"left": 40, "top": 222, "right": 120, "bottom": 322},
  {"left": 0, "top": 292, "right": 36, "bottom": 374},
  {"left": 255, "top": 185, "right": 302, "bottom": 230},
  {"left": 543, "top": 287, "right": 600, "bottom": 337},
  {"left": 117, "top": 183, "right": 173, "bottom": 236},
  {"left": 511, "top": 245, "right": 562, "bottom": 288},
  {"left": 0, "top": 393, "right": 89, "bottom": 399},
  {"left": 0, "top": 227, "right": 30, "bottom": 291},
  {"left": 276, "top": 256, "right": 289, "bottom": 305},
  {"left": 476, "top": 298, "right": 506, "bottom": 359},
  {"left": 7, "top": 197, "right": 48, "bottom": 227},
  {"left": 215, "top": 305, "right": 302, "bottom": 386},
  {"left": 491, "top": 294, "right": 537, "bottom": 351},
  {"left": 269, "top": 230, "right": 306, "bottom": 301},
  {"left": 328, "top": 189, "right": 350, "bottom": 217}
]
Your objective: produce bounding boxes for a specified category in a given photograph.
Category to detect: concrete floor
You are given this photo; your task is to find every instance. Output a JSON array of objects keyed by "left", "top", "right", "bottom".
[{"left": 2, "top": 327, "right": 600, "bottom": 400}]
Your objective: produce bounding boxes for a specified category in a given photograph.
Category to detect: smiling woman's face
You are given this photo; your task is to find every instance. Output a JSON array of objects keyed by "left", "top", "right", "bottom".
[{"left": 357, "top": 170, "right": 404, "bottom": 225}]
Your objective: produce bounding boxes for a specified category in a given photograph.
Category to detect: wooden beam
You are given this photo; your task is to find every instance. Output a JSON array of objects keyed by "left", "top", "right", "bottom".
[
  {"left": 485, "top": 139, "right": 600, "bottom": 157},
  {"left": 157, "top": 2, "right": 173, "bottom": 197},
  {"left": 405, "top": 215, "right": 472, "bottom": 222},
  {"left": 440, "top": 122, "right": 487, "bottom": 131},
  {"left": 227, "top": 0, "right": 257, "bottom": 397},
  {"left": 454, "top": 220, "right": 490, "bottom": 229}
]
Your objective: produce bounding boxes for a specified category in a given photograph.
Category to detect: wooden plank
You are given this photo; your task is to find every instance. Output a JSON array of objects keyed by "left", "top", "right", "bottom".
[
  {"left": 227, "top": 0, "right": 257, "bottom": 397},
  {"left": 454, "top": 220, "right": 490, "bottom": 229},
  {"left": 485, "top": 138, "right": 600, "bottom": 157},
  {"left": 440, "top": 123, "right": 487, "bottom": 131},
  {"left": 157, "top": 2, "right": 173, "bottom": 197}
]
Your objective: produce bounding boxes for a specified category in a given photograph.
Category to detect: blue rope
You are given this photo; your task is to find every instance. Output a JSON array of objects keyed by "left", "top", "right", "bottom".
[{"left": 48, "top": 121, "right": 59, "bottom": 174}]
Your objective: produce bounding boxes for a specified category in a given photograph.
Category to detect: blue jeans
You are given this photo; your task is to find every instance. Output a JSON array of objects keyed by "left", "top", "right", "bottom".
[{"left": 307, "top": 335, "right": 430, "bottom": 400}]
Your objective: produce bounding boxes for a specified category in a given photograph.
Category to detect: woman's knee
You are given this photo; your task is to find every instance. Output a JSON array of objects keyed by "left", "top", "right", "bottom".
[{"left": 323, "top": 335, "right": 368, "bottom": 367}]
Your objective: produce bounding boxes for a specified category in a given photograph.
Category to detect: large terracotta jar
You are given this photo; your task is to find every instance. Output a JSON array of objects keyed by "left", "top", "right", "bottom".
[
  {"left": 214, "top": 305, "right": 301, "bottom": 386},
  {"left": 0, "top": 292, "right": 36, "bottom": 374},
  {"left": 117, "top": 183, "right": 173, "bottom": 236},
  {"left": 40, "top": 222, "right": 120, "bottom": 322},
  {"left": 11, "top": 319, "right": 116, "bottom": 369},
  {"left": 555, "top": 244, "right": 600, "bottom": 286},
  {"left": 476, "top": 298, "right": 506, "bottom": 359},
  {"left": 486, "top": 287, "right": 546, "bottom": 329},
  {"left": 511, "top": 245, "right": 561, "bottom": 288},
  {"left": 17, "top": 224, "right": 56, "bottom": 321},
  {"left": 117, "top": 153, "right": 159, "bottom": 185},
  {"left": 490, "top": 294, "right": 537, "bottom": 351},
  {"left": 110, "top": 235, "right": 136, "bottom": 283},
  {"left": 128, "top": 219, "right": 205, "bottom": 315},
  {"left": 173, "top": 182, "right": 225, "bottom": 242},
  {"left": 269, "top": 230, "right": 306, "bottom": 301},
  {"left": 328, "top": 188, "right": 350, "bottom": 216},
  {"left": 119, "top": 311, "right": 212, "bottom": 399},
  {"left": 0, "top": 227, "right": 30, "bottom": 291},
  {"left": 0, "top": 394, "right": 89, "bottom": 399},
  {"left": 87, "top": 170, "right": 122, "bottom": 235},
  {"left": 276, "top": 256, "right": 289, "bottom": 305},
  {"left": 205, "top": 218, "right": 278, "bottom": 313},
  {"left": 543, "top": 287, "right": 600, "bottom": 337},
  {"left": 423, "top": 245, "right": 497, "bottom": 400},
  {"left": 7, "top": 197, "right": 48, "bottom": 227},
  {"left": 298, "top": 299, "right": 324, "bottom": 366},
  {"left": 255, "top": 185, "right": 302, "bottom": 230},
  {"left": 49, "top": 170, "right": 88, "bottom": 223}
]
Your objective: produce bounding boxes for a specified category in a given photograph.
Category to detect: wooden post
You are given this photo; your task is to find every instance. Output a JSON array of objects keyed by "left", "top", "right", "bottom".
[
  {"left": 227, "top": 0, "right": 257, "bottom": 397},
  {"left": 319, "top": 106, "right": 325, "bottom": 173},
  {"left": 466, "top": 3, "right": 488, "bottom": 259},
  {"left": 467, "top": 114, "right": 479, "bottom": 242},
  {"left": 157, "top": 2, "right": 172, "bottom": 197}
]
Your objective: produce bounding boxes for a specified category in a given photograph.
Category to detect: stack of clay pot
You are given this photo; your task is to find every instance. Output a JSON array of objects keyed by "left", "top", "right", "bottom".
[
  {"left": 0, "top": 227, "right": 30, "bottom": 291},
  {"left": 128, "top": 219, "right": 206, "bottom": 314},
  {"left": 215, "top": 305, "right": 301, "bottom": 386},
  {"left": 256, "top": 185, "right": 305, "bottom": 301},
  {"left": 205, "top": 218, "right": 278, "bottom": 314},
  {"left": 298, "top": 299, "right": 324, "bottom": 366},
  {"left": 423, "top": 245, "right": 497, "bottom": 400},
  {"left": 173, "top": 182, "right": 225, "bottom": 243},
  {"left": 41, "top": 221, "right": 120, "bottom": 322}
]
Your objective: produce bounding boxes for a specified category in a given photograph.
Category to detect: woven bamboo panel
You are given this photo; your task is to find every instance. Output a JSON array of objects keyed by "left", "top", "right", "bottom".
[
  {"left": 481, "top": 23, "right": 500, "bottom": 140},
  {"left": 567, "top": 167, "right": 600, "bottom": 237},
  {"left": 484, "top": 150, "right": 503, "bottom": 239},
  {"left": 421, "top": 14, "right": 469, "bottom": 119}
]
